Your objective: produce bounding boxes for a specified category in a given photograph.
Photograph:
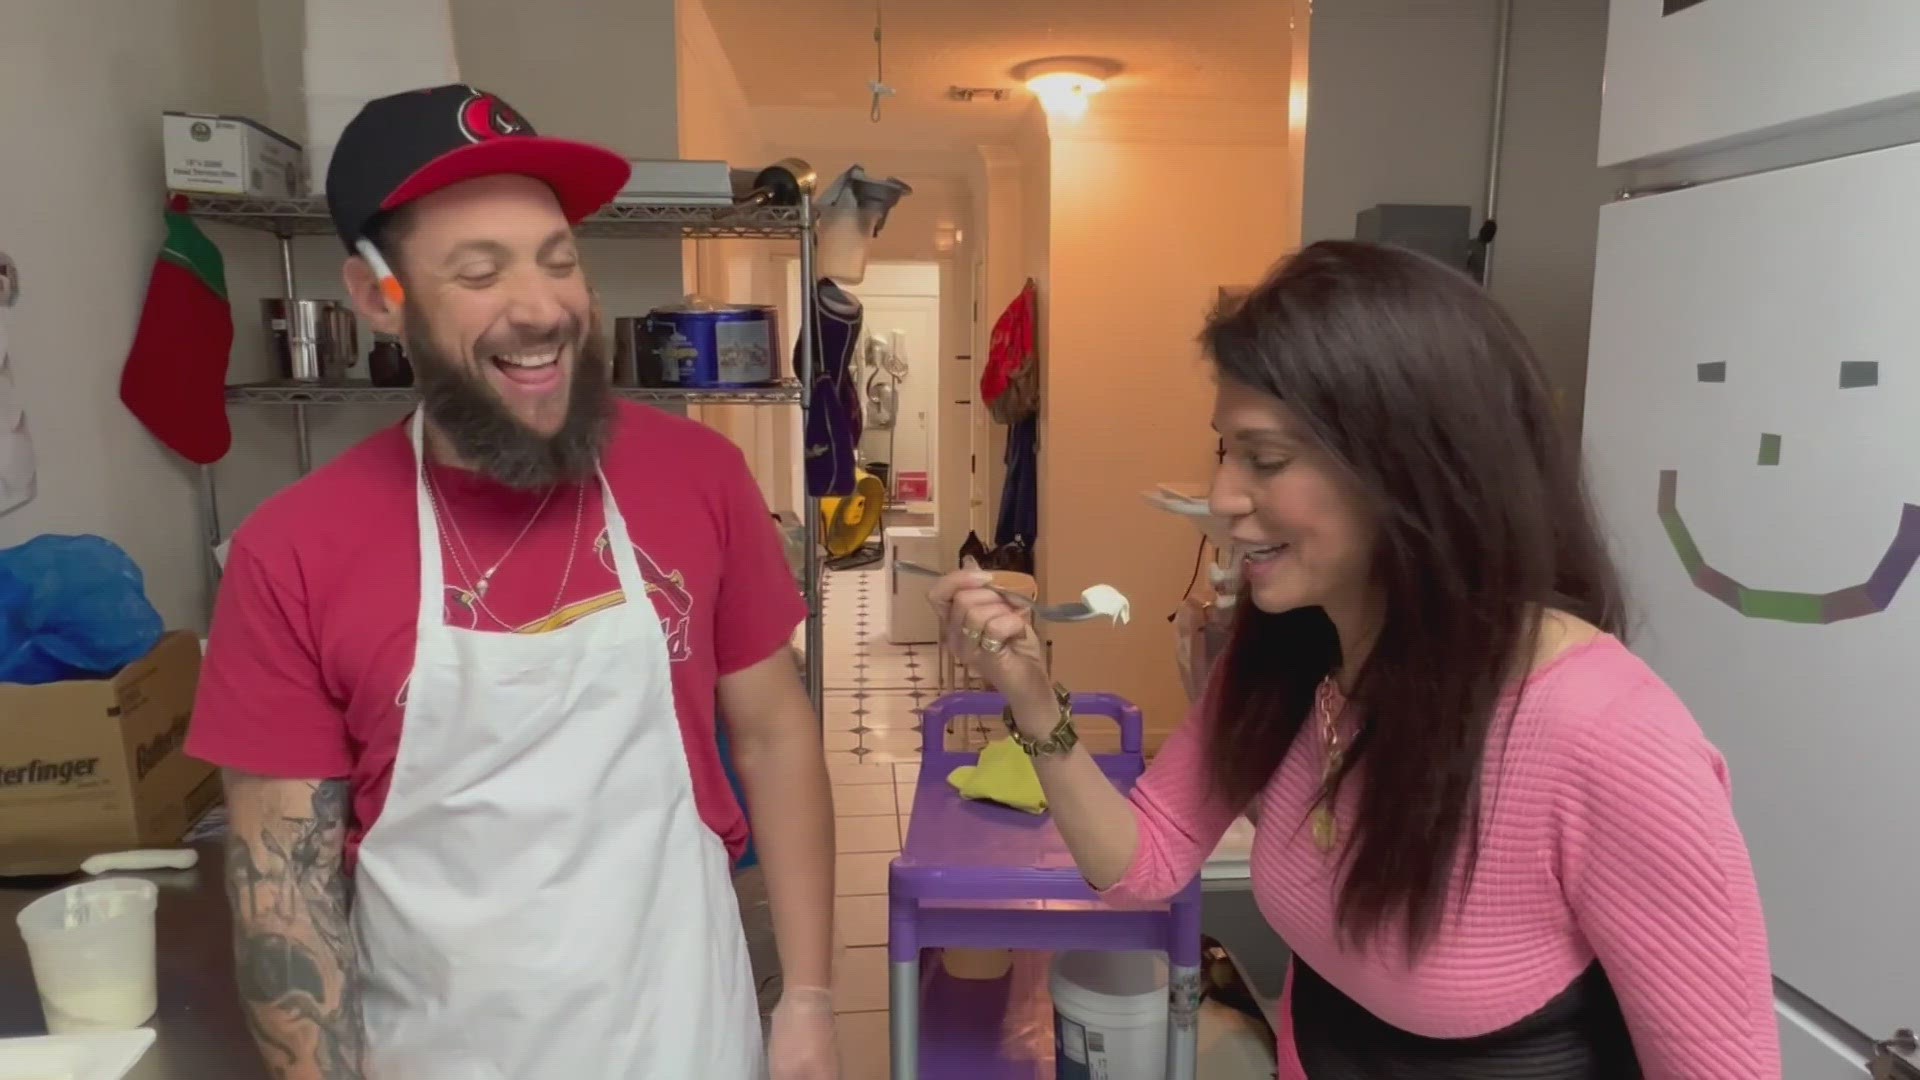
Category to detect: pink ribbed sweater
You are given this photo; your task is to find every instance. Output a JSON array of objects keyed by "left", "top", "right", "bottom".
[{"left": 1101, "top": 636, "right": 1780, "bottom": 1079}]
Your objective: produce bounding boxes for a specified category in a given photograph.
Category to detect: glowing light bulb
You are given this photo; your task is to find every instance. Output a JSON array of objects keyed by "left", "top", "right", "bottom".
[{"left": 1026, "top": 71, "right": 1105, "bottom": 121}]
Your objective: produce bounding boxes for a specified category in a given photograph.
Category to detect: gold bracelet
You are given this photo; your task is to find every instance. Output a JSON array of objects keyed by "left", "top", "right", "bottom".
[{"left": 1003, "top": 683, "right": 1079, "bottom": 757}]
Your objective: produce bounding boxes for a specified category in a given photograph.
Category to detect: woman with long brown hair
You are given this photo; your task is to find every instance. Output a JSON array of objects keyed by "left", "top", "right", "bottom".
[{"left": 929, "top": 241, "right": 1778, "bottom": 1079}]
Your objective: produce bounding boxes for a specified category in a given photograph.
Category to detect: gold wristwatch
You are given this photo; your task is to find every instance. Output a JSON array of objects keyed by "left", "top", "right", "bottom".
[{"left": 1003, "top": 683, "right": 1079, "bottom": 757}]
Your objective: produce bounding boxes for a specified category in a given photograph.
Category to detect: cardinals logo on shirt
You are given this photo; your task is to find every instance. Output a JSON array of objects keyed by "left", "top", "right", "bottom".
[
  {"left": 457, "top": 91, "right": 531, "bottom": 144},
  {"left": 471, "top": 533, "right": 693, "bottom": 660},
  {"left": 601, "top": 534, "right": 695, "bottom": 662},
  {"left": 430, "top": 530, "right": 694, "bottom": 660},
  {"left": 405, "top": 534, "right": 695, "bottom": 710}
]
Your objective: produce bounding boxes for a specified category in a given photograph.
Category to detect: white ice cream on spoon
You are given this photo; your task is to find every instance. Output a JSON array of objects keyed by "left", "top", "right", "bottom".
[{"left": 1079, "top": 584, "right": 1131, "bottom": 625}]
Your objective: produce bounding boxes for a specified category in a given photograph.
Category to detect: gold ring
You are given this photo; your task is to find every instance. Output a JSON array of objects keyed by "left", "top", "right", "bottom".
[
  {"left": 980, "top": 636, "right": 1006, "bottom": 655},
  {"left": 963, "top": 627, "right": 983, "bottom": 645}
]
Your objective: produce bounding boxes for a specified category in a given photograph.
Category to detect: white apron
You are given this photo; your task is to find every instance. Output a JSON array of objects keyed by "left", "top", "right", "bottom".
[{"left": 351, "top": 411, "right": 764, "bottom": 1080}]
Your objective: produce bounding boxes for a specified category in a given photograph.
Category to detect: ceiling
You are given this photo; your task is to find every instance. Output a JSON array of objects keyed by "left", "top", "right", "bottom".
[{"left": 700, "top": 0, "right": 1295, "bottom": 176}]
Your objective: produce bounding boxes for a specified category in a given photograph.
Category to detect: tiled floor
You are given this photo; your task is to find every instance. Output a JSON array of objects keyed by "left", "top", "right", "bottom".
[{"left": 819, "top": 567, "right": 925, "bottom": 1078}]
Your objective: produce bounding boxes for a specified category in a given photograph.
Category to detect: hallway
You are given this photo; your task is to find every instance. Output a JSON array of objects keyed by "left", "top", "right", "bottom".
[{"left": 818, "top": 566, "right": 928, "bottom": 1078}]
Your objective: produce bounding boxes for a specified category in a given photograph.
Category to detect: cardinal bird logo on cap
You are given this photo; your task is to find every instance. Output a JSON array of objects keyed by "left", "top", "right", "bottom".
[{"left": 457, "top": 91, "right": 530, "bottom": 143}]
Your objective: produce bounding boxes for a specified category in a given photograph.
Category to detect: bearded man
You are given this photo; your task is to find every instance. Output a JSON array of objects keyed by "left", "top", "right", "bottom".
[{"left": 186, "top": 84, "right": 838, "bottom": 1080}]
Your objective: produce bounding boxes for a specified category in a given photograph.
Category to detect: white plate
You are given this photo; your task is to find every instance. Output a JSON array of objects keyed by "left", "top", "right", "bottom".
[
  {"left": 1140, "top": 487, "right": 1236, "bottom": 542},
  {"left": 0, "top": 1028, "right": 156, "bottom": 1080}
]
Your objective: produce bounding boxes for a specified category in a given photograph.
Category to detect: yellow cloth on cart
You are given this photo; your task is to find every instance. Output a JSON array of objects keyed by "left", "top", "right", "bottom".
[{"left": 946, "top": 737, "right": 1047, "bottom": 815}]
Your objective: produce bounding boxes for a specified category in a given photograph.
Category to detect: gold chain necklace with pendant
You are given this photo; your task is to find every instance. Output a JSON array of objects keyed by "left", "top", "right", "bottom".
[{"left": 1309, "top": 675, "right": 1344, "bottom": 853}]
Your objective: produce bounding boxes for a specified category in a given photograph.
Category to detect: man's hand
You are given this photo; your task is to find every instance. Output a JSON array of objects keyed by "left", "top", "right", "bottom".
[
  {"left": 223, "top": 770, "right": 366, "bottom": 1080},
  {"left": 717, "top": 648, "right": 836, "bottom": 1008},
  {"left": 767, "top": 986, "right": 838, "bottom": 1080}
]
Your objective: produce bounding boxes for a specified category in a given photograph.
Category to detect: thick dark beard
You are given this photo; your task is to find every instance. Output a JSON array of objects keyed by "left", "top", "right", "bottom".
[{"left": 404, "top": 306, "right": 614, "bottom": 490}]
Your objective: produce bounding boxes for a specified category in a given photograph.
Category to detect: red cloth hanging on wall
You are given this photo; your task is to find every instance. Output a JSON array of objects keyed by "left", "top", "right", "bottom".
[{"left": 980, "top": 279, "right": 1038, "bottom": 425}]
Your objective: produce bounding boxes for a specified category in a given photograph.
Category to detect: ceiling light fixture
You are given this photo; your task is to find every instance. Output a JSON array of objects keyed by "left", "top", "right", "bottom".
[{"left": 1011, "top": 57, "right": 1120, "bottom": 122}]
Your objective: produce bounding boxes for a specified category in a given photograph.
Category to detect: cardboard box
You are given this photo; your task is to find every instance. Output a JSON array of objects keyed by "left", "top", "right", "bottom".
[
  {"left": 0, "top": 631, "right": 219, "bottom": 852},
  {"left": 162, "top": 111, "right": 304, "bottom": 197},
  {"left": 885, "top": 526, "right": 942, "bottom": 645}
]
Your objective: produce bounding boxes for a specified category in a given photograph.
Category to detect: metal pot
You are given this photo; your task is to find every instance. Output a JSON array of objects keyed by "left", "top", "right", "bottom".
[
  {"left": 734, "top": 158, "right": 816, "bottom": 208},
  {"left": 262, "top": 299, "right": 358, "bottom": 383}
]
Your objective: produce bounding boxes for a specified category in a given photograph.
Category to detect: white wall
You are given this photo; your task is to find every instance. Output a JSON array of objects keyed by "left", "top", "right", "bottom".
[
  {"left": 676, "top": 0, "right": 792, "bottom": 516},
  {"left": 1042, "top": 133, "right": 1296, "bottom": 750},
  {"left": 254, "top": 0, "right": 680, "bottom": 158},
  {"left": 966, "top": 143, "right": 1025, "bottom": 544},
  {"left": 1300, "top": 0, "right": 1613, "bottom": 425},
  {"left": 453, "top": 0, "right": 680, "bottom": 158},
  {"left": 0, "top": 0, "right": 270, "bottom": 631}
]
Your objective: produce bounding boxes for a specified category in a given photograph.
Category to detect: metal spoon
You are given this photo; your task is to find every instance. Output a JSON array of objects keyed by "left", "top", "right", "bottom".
[{"left": 894, "top": 560, "right": 1104, "bottom": 623}]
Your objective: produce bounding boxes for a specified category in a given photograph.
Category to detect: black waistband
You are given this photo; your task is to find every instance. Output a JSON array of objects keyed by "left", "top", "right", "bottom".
[{"left": 1289, "top": 956, "right": 1642, "bottom": 1080}]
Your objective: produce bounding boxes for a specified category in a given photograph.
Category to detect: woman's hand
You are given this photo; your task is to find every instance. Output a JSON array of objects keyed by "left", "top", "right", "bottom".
[
  {"left": 931, "top": 565, "right": 1146, "bottom": 891},
  {"left": 927, "top": 567, "right": 1056, "bottom": 728}
]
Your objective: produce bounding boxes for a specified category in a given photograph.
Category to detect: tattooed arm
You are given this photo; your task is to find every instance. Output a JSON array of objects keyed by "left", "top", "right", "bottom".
[{"left": 222, "top": 769, "right": 367, "bottom": 1080}]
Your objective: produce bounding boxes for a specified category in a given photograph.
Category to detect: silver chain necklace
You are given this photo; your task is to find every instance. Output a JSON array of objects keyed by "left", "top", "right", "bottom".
[
  {"left": 430, "top": 472, "right": 554, "bottom": 599},
  {"left": 427, "top": 473, "right": 587, "bottom": 631}
]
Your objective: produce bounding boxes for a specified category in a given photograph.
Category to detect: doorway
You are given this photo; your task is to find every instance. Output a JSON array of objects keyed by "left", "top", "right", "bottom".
[{"left": 784, "top": 259, "right": 944, "bottom": 516}]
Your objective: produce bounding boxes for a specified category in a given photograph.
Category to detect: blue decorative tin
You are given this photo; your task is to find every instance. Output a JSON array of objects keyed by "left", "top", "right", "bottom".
[{"left": 645, "top": 303, "right": 781, "bottom": 388}]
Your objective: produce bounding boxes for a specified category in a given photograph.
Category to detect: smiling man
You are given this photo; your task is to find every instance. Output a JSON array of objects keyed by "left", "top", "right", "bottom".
[{"left": 186, "top": 85, "right": 837, "bottom": 1080}]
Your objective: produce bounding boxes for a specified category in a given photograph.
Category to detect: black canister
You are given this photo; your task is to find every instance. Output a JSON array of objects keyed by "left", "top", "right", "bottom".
[
  {"left": 368, "top": 338, "right": 413, "bottom": 388},
  {"left": 613, "top": 316, "right": 679, "bottom": 387}
]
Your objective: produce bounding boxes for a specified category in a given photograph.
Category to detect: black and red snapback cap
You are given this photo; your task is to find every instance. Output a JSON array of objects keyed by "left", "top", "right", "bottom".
[{"left": 324, "top": 84, "right": 631, "bottom": 251}]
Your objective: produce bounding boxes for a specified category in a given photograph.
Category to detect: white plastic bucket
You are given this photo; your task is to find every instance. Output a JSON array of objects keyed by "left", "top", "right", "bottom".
[
  {"left": 1050, "top": 950, "right": 1167, "bottom": 1080},
  {"left": 16, "top": 879, "right": 160, "bottom": 1033}
]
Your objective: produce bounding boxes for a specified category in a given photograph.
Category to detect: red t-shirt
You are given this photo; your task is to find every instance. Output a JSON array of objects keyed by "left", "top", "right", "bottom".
[{"left": 186, "top": 401, "right": 804, "bottom": 871}]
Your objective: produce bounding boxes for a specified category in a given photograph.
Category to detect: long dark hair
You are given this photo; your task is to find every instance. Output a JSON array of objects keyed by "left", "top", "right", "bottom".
[{"left": 1202, "top": 240, "right": 1625, "bottom": 958}]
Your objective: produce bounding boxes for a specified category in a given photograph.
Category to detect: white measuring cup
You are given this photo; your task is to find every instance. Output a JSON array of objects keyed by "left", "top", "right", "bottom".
[{"left": 15, "top": 878, "right": 159, "bottom": 1033}]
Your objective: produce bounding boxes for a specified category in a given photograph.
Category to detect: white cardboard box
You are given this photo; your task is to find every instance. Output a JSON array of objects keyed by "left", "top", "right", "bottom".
[
  {"left": 885, "top": 526, "right": 942, "bottom": 645},
  {"left": 162, "top": 112, "right": 304, "bottom": 197},
  {"left": 614, "top": 159, "right": 735, "bottom": 206}
]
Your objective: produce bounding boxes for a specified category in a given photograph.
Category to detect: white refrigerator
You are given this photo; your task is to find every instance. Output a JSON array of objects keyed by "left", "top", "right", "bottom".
[{"left": 1582, "top": 1, "right": 1920, "bottom": 1076}]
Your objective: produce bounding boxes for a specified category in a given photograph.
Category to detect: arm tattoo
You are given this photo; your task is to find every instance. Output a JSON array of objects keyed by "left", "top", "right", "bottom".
[{"left": 225, "top": 779, "right": 367, "bottom": 1080}]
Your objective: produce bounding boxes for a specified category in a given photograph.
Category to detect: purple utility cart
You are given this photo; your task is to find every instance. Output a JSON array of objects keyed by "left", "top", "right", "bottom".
[{"left": 888, "top": 691, "right": 1203, "bottom": 1080}]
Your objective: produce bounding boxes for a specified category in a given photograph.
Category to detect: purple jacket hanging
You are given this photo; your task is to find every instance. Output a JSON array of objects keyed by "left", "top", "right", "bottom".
[{"left": 804, "top": 279, "right": 862, "bottom": 497}]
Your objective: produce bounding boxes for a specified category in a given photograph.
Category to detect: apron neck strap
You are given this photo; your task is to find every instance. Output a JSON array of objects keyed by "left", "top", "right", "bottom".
[{"left": 411, "top": 411, "right": 448, "bottom": 631}]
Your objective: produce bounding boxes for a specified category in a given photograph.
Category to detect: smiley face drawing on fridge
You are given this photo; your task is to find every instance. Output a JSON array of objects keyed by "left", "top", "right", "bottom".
[
  {"left": 0, "top": 249, "right": 36, "bottom": 518},
  {"left": 1657, "top": 354, "right": 1920, "bottom": 624}
]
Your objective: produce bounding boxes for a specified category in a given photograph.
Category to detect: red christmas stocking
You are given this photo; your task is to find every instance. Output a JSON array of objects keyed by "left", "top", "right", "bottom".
[{"left": 119, "top": 196, "right": 233, "bottom": 464}]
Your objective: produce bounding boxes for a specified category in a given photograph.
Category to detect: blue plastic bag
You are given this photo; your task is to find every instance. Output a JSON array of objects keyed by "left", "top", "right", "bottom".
[{"left": 0, "top": 534, "right": 163, "bottom": 685}]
